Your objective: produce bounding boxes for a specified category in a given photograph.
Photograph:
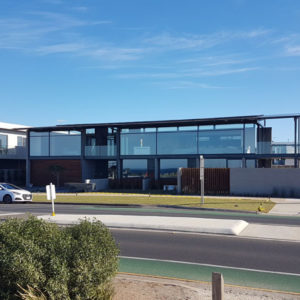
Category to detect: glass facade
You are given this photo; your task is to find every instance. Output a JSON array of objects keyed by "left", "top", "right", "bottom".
[
  {"left": 205, "top": 159, "right": 227, "bottom": 168},
  {"left": 85, "top": 127, "right": 116, "bottom": 157},
  {"left": 160, "top": 159, "right": 187, "bottom": 177},
  {"left": 121, "top": 132, "right": 156, "bottom": 155},
  {"left": 198, "top": 129, "right": 243, "bottom": 154},
  {"left": 157, "top": 131, "right": 197, "bottom": 154},
  {"left": 50, "top": 131, "right": 81, "bottom": 156},
  {"left": 0, "top": 134, "right": 8, "bottom": 150},
  {"left": 29, "top": 124, "right": 265, "bottom": 160},
  {"left": 30, "top": 132, "right": 49, "bottom": 156},
  {"left": 30, "top": 131, "right": 81, "bottom": 156},
  {"left": 123, "top": 159, "right": 147, "bottom": 177}
]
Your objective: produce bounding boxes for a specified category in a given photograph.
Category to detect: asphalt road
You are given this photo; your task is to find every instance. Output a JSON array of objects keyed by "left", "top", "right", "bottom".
[
  {"left": 112, "top": 228, "right": 300, "bottom": 275},
  {"left": 1, "top": 203, "right": 300, "bottom": 283},
  {"left": 1, "top": 203, "right": 300, "bottom": 226}
]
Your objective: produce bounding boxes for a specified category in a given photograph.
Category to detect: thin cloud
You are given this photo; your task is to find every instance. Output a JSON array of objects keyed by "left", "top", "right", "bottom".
[
  {"left": 115, "top": 66, "right": 259, "bottom": 80},
  {"left": 36, "top": 43, "right": 87, "bottom": 55},
  {"left": 87, "top": 47, "right": 145, "bottom": 61},
  {"left": 285, "top": 45, "right": 300, "bottom": 56},
  {"left": 143, "top": 29, "right": 270, "bottom": 51},
  {"left": 161, "top": 81, "right": 224, "bottom": 89}
]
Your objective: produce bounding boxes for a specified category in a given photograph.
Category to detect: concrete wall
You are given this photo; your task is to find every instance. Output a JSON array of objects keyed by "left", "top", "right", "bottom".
[{"left": 230, "top": 168, "right": 300, "bottom": 197}]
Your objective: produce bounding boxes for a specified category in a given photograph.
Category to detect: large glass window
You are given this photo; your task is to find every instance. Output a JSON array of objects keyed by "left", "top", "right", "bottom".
[
  {"left": 245, "top": 126, "right": 256, "bottom": 153},
  {"left": 0, "top": 134, "right": 8, "bottom": 150},
  {"left": 30, "top": 132, "right": 49, "bottom": 156},
  {"left": 205, "top": 159, "right": 227, "bottom": 168},
  {"left": 121, "top": 133, "right": 156, "bottom": 155},
  {"left": 160, "top": 159, "right": 187, "bottom": 178},
  {"left": 157, "top": 131, "right": 197, "bottom": 154},
  {"left": 123, "top": 159, "right": 147, "bottom": 177},
  {"left": 50, "top": 131, "right": 81, "bottom": 156},
  {"left": 228, "top": 159, "right": 242, "bottom": 168},
  {"left": 17, "top": 136, "right": 26, "bottom": 147},
  {"left": 199, "top": 129, "right": 243, "bottom": 154}
]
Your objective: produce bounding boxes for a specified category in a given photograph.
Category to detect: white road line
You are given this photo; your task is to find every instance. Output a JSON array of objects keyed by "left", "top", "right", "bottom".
[
  {"left": 0, "top": 213, "right": 23, "bottom": 216},
  {"left": 120, "top": 256, "right": 300, "bottom": 277}
]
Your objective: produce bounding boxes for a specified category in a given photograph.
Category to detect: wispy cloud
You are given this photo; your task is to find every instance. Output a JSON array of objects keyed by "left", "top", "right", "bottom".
[
  {"left": 36, "top": 43, "right": 88, "bottom": 55},
  {"left": 285, "top": 45, "right": 300, "bottom": 56},
  {"left": 72, "top": 6, "right": 89, "bottom": 12},
  {"left": 143, "top": 29, "right": 270, "bottom": 51},
  {"left": 154, "top": 81, "right": 224, "bottom": 89},
  {"left": 86, "top": 47, "right": 145, "bottom": 61},
  {"left": 115, "top": 66, "right": 259, "bottom": 80}
]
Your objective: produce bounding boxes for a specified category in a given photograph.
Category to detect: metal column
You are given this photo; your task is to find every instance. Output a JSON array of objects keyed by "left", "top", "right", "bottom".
[
  {"left": 116, "top": 129, "right": 122, "bottom": 179},
  {"left": 25, "top": 130, "right": 31, "bottom": 187},
  {"left": 294, "top": 117, "right": 298, "bottom": 168}
]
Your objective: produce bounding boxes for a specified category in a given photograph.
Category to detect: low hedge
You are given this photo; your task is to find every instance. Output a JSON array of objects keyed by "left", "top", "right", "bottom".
[{"left": 0, "top": 216, "right": 119, "bottom": 300}]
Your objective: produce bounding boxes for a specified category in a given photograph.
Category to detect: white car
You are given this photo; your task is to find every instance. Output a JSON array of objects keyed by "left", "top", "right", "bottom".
[{"left": 0, "top": 183, "right": 32, "bottom": 203}]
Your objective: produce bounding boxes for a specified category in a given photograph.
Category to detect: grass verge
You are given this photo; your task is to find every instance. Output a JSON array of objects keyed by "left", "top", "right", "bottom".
[{"left": 32, "top": 193, "right": 275, "bottom": 213}]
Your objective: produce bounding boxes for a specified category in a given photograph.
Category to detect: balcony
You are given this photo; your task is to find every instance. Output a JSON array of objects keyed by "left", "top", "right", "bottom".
[
  {"left": 0, "top": 146, "right": 27, "bottom": 159},
  {"left": 85, "top": 145, "right": 116, "bottom": 157}
]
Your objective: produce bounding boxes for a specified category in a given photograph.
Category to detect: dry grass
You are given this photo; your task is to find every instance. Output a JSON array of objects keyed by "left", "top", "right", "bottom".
[{"left": 32, "top": 193, "right": 275, "bottom": 213}]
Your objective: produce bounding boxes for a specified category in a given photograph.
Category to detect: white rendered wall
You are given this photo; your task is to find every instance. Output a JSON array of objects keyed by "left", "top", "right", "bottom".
[{"left": 230, "top": 168, "right": 300, "bottom": 197}]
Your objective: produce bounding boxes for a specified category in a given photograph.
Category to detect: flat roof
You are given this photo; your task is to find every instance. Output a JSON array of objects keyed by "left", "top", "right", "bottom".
[{"left": 25, "top": 113, "right": 300, "bottom": 132}]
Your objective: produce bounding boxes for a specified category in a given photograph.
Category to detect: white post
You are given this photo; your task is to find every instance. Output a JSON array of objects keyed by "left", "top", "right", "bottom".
[
  {"left": 50, "top": 183, "right": 55, "bottom": 216},
  {"left": 200, "top": 155, "right": 204, "bottom": 204},
  {"left": 46, "top": 182, "right": 56, "bottom": 216}
]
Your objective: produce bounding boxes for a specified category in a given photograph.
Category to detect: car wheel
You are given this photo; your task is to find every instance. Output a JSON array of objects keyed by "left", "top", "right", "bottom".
[{"left": 3, "top": 195, "right": 12, "bottom": 204}]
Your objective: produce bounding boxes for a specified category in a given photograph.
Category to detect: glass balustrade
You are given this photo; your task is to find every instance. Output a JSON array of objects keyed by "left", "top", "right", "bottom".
[{"left": 85, "top": 145, "right": 116, "bottom": 157}]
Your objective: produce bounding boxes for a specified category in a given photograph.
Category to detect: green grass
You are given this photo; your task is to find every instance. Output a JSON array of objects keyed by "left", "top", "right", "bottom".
[{"left": 32, "top": 193, "right": 275, "bottom": 213}]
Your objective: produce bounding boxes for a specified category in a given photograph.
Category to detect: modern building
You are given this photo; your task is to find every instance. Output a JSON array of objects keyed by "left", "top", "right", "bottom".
[
  {"left": 26, "top": 114, "right": 300, "bottom": 188},
  {"left": 0, "top": 122, "right": 27, "bottom": 185}
]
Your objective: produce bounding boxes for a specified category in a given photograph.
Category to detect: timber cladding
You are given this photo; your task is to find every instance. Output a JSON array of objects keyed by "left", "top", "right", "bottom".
[
  {"left": 30, "top": 160, "right": 82, "bottom": 187},
  {"left": 181, "top": 168, "right": 230, "bottom": 195}
]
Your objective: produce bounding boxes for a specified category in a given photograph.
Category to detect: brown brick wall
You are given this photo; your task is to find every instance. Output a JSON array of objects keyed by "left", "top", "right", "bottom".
[{"left": 31, "top": 160, "right": 82, "bottom": 187}]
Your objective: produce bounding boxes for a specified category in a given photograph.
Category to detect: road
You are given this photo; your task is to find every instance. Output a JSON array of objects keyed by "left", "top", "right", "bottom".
[
  {"left": 1, "top": 203, "right": 300, "bottom": 226},
  {"left": 1, "top": 203, "right": 300, "bottom": 292},
  {"left": 111, "top": 229, "right": 300, "bottom": 274}
]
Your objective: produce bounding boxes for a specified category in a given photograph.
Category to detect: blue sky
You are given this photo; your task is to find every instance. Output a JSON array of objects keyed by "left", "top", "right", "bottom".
[{"left": 0, "top": 0, "right": 300, "bottom": 139}]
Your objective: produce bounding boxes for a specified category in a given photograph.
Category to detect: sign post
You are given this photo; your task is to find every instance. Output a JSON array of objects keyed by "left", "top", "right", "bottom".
[
  {"left": 200, "top": 155, "right": 204, "bottom": 204},
  {"left": 46, "top": 182, "right": 56, "bottom": 216}
]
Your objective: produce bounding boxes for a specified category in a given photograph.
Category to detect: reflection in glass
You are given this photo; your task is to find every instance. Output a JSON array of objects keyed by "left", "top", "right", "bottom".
[
  {"left": 199, "top": 129, "right": 243, "bottom": 154},
  {"left": 50, "top": 132, "right": 81, "bottom": 156},
  {"left": 228, "top": 160, "right": 242, "bottom": 168},
  {"left": 121, "top": 133, "right": 156, "bottom": 155},
  {"left": 245, "top": 127, "right": 256, "bottom": 153},
  {"left": 160, "top": 159, "right": 187, "bottom": 178},
  {"left": 157, "top": 131, "right": 197, "bottom": 154},
  {"left": 205, "top": 159, "right": 226, "bottom": 168},
  {"left": 123, "top": 159, "right": 147, "bottom": 177},
  {"left": 30, "top": 136, "right": 49, "bottom": 156}
]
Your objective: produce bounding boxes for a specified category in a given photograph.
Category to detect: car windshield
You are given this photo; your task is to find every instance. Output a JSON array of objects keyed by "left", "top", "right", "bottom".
[{"left": 1, "top": 183, "right": 22, "bottom": 190}]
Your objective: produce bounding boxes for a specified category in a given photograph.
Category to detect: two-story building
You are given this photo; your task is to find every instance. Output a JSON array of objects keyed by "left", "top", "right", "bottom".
[{"left": 26, "top": 114, "right": 300, "bottom": 188}]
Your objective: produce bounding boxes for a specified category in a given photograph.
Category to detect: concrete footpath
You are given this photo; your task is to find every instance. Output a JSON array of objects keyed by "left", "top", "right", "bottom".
[
  {"left": 38, "top": 213, "right": 300, "bottom": 242},
  {"left": 269, "top": 198, "right": 300, "bottom": 216}
]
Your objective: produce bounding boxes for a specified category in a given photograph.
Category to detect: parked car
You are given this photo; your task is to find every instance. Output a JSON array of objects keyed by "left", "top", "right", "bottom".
[{"left": 0, "top": 183, "right": 32, "bottom": 203}]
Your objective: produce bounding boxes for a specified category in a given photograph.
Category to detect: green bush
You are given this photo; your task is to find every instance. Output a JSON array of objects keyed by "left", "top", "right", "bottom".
[{"left": 0, "top": 216, "right": 119, "bottom": 300}]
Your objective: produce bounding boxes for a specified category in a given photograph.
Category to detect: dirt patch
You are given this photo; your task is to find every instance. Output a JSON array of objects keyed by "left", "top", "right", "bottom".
[{"left": 113, "top": 274, "right": 299, "bottom": 300}]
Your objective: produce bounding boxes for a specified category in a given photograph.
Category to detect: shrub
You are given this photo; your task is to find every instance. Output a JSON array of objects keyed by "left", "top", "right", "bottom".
[{"left": 0, "top": 216, "right": 119, "bottom": 300}]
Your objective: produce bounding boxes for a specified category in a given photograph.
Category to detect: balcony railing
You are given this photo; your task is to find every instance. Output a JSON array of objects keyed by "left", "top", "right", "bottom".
[
  {"left": 256, "top": 142, "right": 300, "bottom": 155},
  {"left": 0, "top": 146, "right": 27, "bottom": 159},
  {"left": 85, "top": 145, "right": 116, "bottom": 157}
]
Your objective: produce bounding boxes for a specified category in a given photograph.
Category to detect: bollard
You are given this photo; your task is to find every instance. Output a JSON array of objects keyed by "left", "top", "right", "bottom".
[{"left": 212, "top": 272, "right": 224, "bottom": 300}]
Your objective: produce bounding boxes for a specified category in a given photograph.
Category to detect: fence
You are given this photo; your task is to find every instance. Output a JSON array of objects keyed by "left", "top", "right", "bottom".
[{"left": 180, "top": 168, "right": 230, "bottom": 195}]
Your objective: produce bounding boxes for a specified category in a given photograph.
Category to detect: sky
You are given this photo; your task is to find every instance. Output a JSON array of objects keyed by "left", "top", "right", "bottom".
[{"left": 0, "top": 0, "right": 300, "bottom": 140}]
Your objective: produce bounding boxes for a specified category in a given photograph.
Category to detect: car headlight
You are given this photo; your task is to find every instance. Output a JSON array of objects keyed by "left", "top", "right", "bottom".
[{"left": 13, "top": 192, "right": 21, "bottom": 195}]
